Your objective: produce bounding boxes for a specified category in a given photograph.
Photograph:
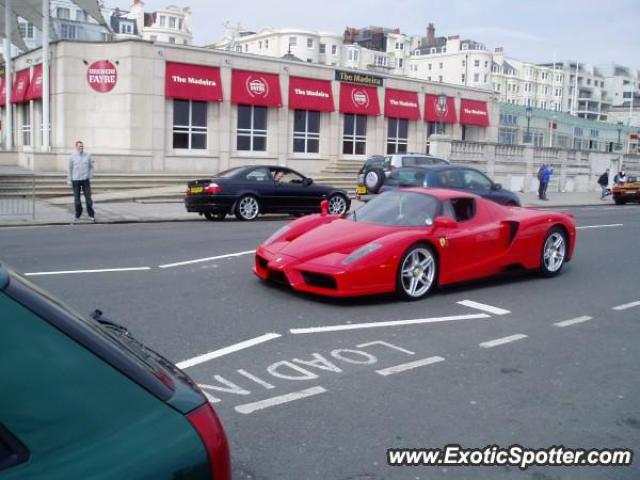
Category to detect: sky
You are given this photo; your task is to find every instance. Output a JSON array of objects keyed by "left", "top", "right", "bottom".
[{"left": 112, "top": 0, "right": 640, "bottom": 69}]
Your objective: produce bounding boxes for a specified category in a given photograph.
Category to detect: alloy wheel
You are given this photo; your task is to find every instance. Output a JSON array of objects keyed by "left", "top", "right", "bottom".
[{"left": 399, "top": 247, "right": 436, "bottom": 299}]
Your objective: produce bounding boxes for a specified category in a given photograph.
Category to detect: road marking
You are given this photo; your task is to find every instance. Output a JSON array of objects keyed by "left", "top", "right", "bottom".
[
  {"left": 554, "top": 316, "right": 592, "bottom": 328},
  {"left": 612, "top": 301, "right": 640, "bottom": 311},
  {"left": 24, "top": 267, "right": 151, "bottom": 276},
  {"left": 479, "top": 334, "right": 528, "bottom": 349},
  {"left": 176, "top": 333, "right": 281, "bottom": 369},
  {"left": 289, "top": 313, "right": 491, "bottom": 335},
  {"left": 457, "top": 300, "right": 511, "bottom": 315},
  {"left": 234, "top": 386, "right": 327, "bottom": 414},
  {"left": 576, "top": 224, "right": 623, "bottom": 230},
  {"left": 376, "top": 356, "right": 445, "bottom": 376},
  {"left": 158, "top": 250, "right": 255, "bottom": 268}
]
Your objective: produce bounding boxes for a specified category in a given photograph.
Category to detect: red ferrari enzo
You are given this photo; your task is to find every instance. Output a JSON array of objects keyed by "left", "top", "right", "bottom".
[{"left": 254, "top": 189, "right": 576, "bottom": 300}]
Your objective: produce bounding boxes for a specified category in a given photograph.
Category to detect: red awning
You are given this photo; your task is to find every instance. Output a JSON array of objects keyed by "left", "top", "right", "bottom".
[
  {"left": 0, "top": 77, "right": 5, "bottom": 107},
  {"left": 460, "top": 99, "right": 489, "bottom": 127},
  {"left": 424, "top": 94, "right": 457, "bottom": 124},
  {"left": 11, "top": 69, "right": 31, "bottom": 104},
  {"left": 231, "top": 70, "right": 282, "bottom": 107},
  {"left": 165, "top": 62, "right": 223, "bottom": 102},
  {"left": 288, "top": 77, "right": 334, "bottom": 112},
  {"left": 384, "top": 89, "right": 420, "bottom": 120},
  {"left": 24, "top": 64, "right": 43, "bottom": 101},
  {"left": 339, "top": 83, "right": 380, "bottom": 116}
]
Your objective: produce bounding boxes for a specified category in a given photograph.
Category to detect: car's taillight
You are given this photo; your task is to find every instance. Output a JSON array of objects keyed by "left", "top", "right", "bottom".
[
  {"left": 204, "top": 183, "right": 222, "bottom": 194},
  {"left": 187, "top": 403, "right": 231, "bottom": 480}
]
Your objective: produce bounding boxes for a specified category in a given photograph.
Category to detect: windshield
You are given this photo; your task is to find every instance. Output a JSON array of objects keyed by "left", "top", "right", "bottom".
[
  {"left": 351, "top": 191, "right": 440, "bottom": 226},
  {"left": 387, "top": 168, "right": 427, "bottom": 186}
]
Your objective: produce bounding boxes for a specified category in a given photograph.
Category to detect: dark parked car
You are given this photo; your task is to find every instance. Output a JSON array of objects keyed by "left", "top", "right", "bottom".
[
  {"left": 369, "top": 164, "right": 521, "bottom": 206},
  {"left": 356, "top": 154, "right": 449, "bottom": 195},
  {"left": 185, "top": 165, "right": 351, "bottom": 221},
  {"left": 0, "top": 263, "right": 230, "bottom": 480}
]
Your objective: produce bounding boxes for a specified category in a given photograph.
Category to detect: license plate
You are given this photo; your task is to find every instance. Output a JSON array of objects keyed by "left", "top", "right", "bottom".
[
  {"left": 190, "top": 186, "right": 203, "bottom": 194},
  {"left": 356, "top": 186, "right": 367, "bottom": 195},
  {"left": 625, "top": 190, "right": 637, "bottom": 195}
]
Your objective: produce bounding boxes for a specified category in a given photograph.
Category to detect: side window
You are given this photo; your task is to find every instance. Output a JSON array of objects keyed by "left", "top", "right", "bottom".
[
  {"left": 245, "top": 167, "right": 270, "bottom": 182},
  {"left": 272, "top": 169, "right": 304, "bottom": 184},
  {"left": 436, "top": 169, "right": 463, "bottom": 188},
  {"left": 413, "top": 157, "right": 434, "bottom": 166},
  {"left": 462, "top": 169, "right": 492, "bottom": 191},
  {"left": 450, "top": 198, "right": 476, "bottom": 222},
  {"left": 441, "top": 200, "right": 456, "bottom": 219}
]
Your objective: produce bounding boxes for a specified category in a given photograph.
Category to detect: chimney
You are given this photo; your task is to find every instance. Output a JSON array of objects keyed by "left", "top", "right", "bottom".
[{"left": 426, "top": 23, "right": 435, "bottom": 46}]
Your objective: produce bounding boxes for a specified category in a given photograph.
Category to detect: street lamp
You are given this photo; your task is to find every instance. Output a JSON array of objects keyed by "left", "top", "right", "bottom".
[
  {"left": 437, "top": 93, "right": 447, "bottom": 134},
  {"left": 525, "top": 105, "right": 533, "bottom": 144},
  {"left": 616, "top": 121, "right": 623, "bottom": 151}
]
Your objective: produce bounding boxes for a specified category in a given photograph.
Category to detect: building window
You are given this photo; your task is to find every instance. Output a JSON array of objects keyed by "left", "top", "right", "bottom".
[
  {"left": 343, "top": 114, "right": 367, "bottom": 155},
  {"left": 265, "top": 40, "right": 269, "bottom": 48},
  {"left": 120, "top": 22, "right": 133, "bottom": 34},
  {"left": 461, "top": 74, "right": 465, "bottom": 83},
  {"left": 499, "top": 127, "right": 517, "bottom": 145},
  {"left": 307, "top": 38, "right": 313, "bottom": 48},
  {"left": 179, "top": 19, "right": 183, "bottom": 30},
  {"left": 473, "top": 73, "right": 479, "bottom": 82},
  {"left": 236, "top": 46, "right": 242, "bottom": 52},
  {"left": 439, "top": 62, "right": 443, "bottom": 69},
  {"left": 244, "top": 44, "right": 248, "bottom": 52},
  {"left": 76, "top": 10, "right": 86, "bottom": 22},
  {"left": 237, "top": 105, "right": 267, "bottom": 152},
  {"left": 462, "top": 59, "right": 466, "bottom": 66},
  {"left": 60, "top": 23, "right": 77, "bottom": 40},
  {"left": 438, "top": 75, "right": 443, "bottom": 82},
  {"left": 319, "top": 43, "right": 326, "bottom": 54},
  {"left": 331, "top": 44, "right": 337, "bottom": 55},
  {"left": 428, "top": 63, "right": 432, "bottom": 70},
  {"left": 150, "top": 35, "right": 157, "bottom": 41},
  {"left": 293, "top": 110, "right": 320, "bottom": 153},
  {"left": 56, "top": 7, "right": 70, "bottom": 19},
  {"left": 484, "top": 74, "right": 488, "bottom": 83},
  {"left": 348, "top": 49, "right": 359, "bottom": 61},
  {"left": 533, "top": 132, "right": 544, "bottom": 147},
  {"left": 169, "top": 17, "right": 176, "bottom": 28},
  {"left": 18, "top": 22, "right": 35, "bottom": 39},
  {"left": 22, "top": 104, "right": 31, "bottom": 147},
  {"left": 386, "top": 118, "right": 408, "bottom": 154},
  {"left": 169, "top": 37, "right": 175, "bottom": 44},
  {"left": 289, "top": 36, "right": 297, "bottom": 46},
  {"left": 258, "top": 41, "right": 262, "bottom": 49},
  {"left": 173, "top": 100, "right": 207, "bottom": 150},
  {"left": 398, "top": 58, "right": 403, "bottom": 68},
  {"left": 159, "top": 15, "right": 166, "bottom": 27},
  {"left": 474, "top": 59, "right": 480, "bottom": 67}
]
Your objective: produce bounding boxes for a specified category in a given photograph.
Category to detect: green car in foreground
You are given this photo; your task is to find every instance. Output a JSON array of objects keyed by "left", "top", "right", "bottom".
[{"left": 0, "top": 263, "right": 230, "bottom": 479}]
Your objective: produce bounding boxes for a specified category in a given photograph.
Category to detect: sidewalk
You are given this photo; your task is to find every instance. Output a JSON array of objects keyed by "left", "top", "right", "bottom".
[{"left": 0, "top": 189, "right": 621, "bottom": 227}]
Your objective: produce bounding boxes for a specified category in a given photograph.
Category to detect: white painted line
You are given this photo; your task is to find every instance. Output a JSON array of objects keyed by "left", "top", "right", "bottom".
[
  {"left": 479, "top": 334, "right": 528, "bottom": 349},
  {"left": 376, "top": 356, "right": 445, "bottom": 377},
  {"left": 234, "top": 386, "right": 327, "bottom": 414},
  {"left": 554, "top": 316, "right": 592, "bottom": 328},
  {"left": 612, "top": 301, "right": 640, "bottom": 311},
  {"left": 576, "top": 224, "right": 623, "bottom": 230},
  {"left": 289, "top": 313, "right": 491, "bottom": 335},
  {"left": 176, "top": 333, "right": 281, "bottom": 369},
  {"left": 457, "top": 300, "right": 511, "bottom": 315},
  {"left": 159, "top": 250, "right": 255, "bottom": 269},
  {"left": 24, "top": 267, "right": 151, "bottom": 276}
]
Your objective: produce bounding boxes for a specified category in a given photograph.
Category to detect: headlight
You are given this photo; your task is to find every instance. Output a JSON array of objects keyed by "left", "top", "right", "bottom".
[
  {"left": 342, "top": 242, "right": 382, "bottom": 265},
  {"left": 265, "top": 225, "right": 291, "bottom": 244}
]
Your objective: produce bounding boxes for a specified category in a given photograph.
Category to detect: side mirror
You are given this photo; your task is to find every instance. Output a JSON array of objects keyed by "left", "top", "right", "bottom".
[
  {"left": 303, "top": 177, "right": 313, "bottom": 186},
  {"left": 433, "top": 216, "right": 458, "bottom": 229},
  {"left": 491, "top": 183, "right": 502, "bottom": 191}
]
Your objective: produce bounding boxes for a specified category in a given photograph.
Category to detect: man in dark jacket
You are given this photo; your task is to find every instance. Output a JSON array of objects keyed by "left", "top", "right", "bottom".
[{"left": 598, "top": 169, "right": 610, "bottom": 200}]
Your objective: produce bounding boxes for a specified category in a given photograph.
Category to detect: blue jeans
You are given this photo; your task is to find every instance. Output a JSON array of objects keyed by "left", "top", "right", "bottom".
[
  {"left": 72, "top": 179, "right": 94, "bottom": 218},
  {"left": 600, "top": 185, "right": 609, "bottom": 198}
]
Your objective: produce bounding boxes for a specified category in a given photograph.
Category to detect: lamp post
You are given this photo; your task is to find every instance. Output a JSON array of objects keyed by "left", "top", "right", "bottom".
[
  {"left": 525, "top": 105, "right": 532, "bottom": 144},
  {"left": 436, "top": 93, "right": 447, "bottom": 134},
  {"left": 616, "top": 121, "right": 623, "bottom": 151}
]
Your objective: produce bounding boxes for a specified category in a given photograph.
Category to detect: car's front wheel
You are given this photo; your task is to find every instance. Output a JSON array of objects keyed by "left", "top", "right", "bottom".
[
  {"left": 396, "top": 244, "right": 438, "bottom": 301},
  {"left": 327, "top": 193, "right": 349, "bottom": 215},
  {"left": 540, "top": 227, "right": 567, "bottom": 277},
  {"left": 235, "top": 195, "right": 260, "bottom": 221}
]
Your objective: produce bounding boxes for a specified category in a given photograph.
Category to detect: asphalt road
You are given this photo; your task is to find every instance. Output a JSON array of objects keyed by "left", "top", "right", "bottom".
[{"left": 1, "top": 205, "right": 639, "bottom": 479}]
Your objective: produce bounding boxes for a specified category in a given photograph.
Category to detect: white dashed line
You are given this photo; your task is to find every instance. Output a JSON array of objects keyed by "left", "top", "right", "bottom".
[
  {"left": 576, "top": 224, "right": 624, "bottom": 230},
  {"left": 376, "top": 356, "right": 445, "bottom": 376},
  {"left": 289, "top": 313, "right": 491, "bottom": 335},
  {"left": 24, "top": 267, "right": 151, "bottom": 276},
  {"left": 159, "top": 250, "right": 256, "bottom": 268},
  {"left": 457, "top": 300, "right": 511, "bottom": 315},
  {"left": 479, "top": 334, "right": 528, "bottom": 349},
  {"left": 554, "top": 316, "right": 592, "bottom": 328},
  {"left": 176, "top": 333, "right": 282, "bottom": 369},
  {"left": 612, "top": 301, "right": 640, "bottom": 311},
  {"left": 234, "top": 386, "right": 327, "bottom": 414}
]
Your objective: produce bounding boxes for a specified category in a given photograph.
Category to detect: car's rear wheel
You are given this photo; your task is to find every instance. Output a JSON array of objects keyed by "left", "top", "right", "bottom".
[
  {"left": 327, "top": 193, "right": 348, "bottom": 215},
  {"left": 364, "top": 168, "right": 385, "bottom": 193},
  {"left": 235, "top": 195, "right": 260, "bottom": 221},
  {"left": 396, "top": 244, "right": 437, "bottom": 301},
  {"left": 540, "top": 227, "right": 567, "bottom": 277},
  {"left": 204, "top": 212, "right": 226, "bottom": 221}
]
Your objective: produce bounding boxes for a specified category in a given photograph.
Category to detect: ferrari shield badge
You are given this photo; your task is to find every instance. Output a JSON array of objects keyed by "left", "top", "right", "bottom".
[{"left": 439, "top": 237, "right": 447, "bottom": 248}]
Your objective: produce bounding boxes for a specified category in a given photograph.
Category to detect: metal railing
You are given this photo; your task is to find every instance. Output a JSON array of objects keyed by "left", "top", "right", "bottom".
[{"left": 0, "top": 174, "right": 36, "bottom": 219}]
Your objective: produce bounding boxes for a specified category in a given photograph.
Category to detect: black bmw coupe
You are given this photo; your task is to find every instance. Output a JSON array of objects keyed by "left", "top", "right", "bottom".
[{"left": 185, "top": 165, "right": 351, "bottom": 221}]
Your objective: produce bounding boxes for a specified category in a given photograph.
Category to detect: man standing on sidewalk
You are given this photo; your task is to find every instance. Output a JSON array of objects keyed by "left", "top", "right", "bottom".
[{"left": 67, "top": 140, "right": 95, "bottom": 222}]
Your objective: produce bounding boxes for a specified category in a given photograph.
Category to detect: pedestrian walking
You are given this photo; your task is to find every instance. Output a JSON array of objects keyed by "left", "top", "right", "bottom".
[
  {"left": 614, "top": 165, "right": 627, "bottom": 185},
  {"left": 597, "top": 168, "right": 610, "bottom": 200},
  {"left": 537, "top": 164, "right": 553, "bottom": 200},
  {"left": 67, "top": 140, "right": 95, "bottom": 222}
]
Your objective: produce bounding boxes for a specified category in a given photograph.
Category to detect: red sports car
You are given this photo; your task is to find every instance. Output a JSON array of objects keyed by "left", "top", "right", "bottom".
[{"left": 254, "top": 189, "right": 576, "bottom": 300}]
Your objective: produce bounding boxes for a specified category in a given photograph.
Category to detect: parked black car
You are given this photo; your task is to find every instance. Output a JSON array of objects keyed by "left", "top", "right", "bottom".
[
  {"left": 370, "top": 164, "right": 521, "bottom": 206},
  {"left": 185, "top": 165, "right": 351, "bottom": 221}
]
